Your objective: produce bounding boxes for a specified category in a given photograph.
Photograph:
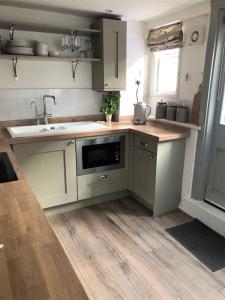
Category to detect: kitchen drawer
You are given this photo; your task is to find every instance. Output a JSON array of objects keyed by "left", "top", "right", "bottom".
[
  {"left": 134, "top": 135, "right": 157, "bottom": 153},
  {"left": 77, "top": 169, "right": 127, "bottom": 200}
]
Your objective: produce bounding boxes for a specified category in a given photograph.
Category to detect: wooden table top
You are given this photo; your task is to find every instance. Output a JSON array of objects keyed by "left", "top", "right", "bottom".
[
  {"left": 0, "top": 138, "right": 88, "bottom": 299},
  {"left": 0, "top": 120, "right": 190, "bottom": 299}
]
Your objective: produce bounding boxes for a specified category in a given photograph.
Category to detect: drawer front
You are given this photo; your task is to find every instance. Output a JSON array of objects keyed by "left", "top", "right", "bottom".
[
  {"left": 77, "top": 169, "right": 127, "bottom": 200},
  {"left": 134, "top": 135, "right": 157, "bottom": 153}
]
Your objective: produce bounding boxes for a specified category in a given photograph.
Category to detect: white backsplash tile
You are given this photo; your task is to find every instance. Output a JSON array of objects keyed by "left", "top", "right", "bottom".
[{"left": 0, "top": 89, "right": 103, "bottom": 121}]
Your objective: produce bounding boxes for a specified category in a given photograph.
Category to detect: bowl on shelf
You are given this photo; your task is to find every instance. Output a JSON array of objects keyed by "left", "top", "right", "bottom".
[
  {"left": 49, "top": 50, "right": 60, "bottom": 57},
  {"left": 34, "top": 41, "right": 48, "bottom": 56}
]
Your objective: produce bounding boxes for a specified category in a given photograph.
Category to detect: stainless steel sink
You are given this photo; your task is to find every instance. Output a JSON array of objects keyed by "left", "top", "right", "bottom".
[{"left": 7, "top": 122, "right": 107, "bottom": 138}]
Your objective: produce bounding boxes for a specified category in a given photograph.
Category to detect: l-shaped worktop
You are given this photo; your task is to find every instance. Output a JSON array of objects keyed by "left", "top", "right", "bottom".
[
  {"left": 2, "top": 121, "right": 190, "bottom": 145},
  {"left": 0, "top": 120, "right": 190, "bottom": 299}
]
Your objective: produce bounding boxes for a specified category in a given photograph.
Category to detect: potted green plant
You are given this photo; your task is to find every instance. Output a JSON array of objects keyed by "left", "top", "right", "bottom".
[{"left": 100, "top": 92, "right": 120, "bottom": 123}]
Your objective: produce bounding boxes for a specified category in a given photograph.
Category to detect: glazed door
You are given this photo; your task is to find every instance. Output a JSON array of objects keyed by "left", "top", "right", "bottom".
[{"left": 205, "top": 32, "right": 225, "bottom": 209}]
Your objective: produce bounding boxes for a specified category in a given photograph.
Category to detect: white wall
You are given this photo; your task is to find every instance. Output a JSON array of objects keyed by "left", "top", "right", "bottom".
[
  {"left": 0, "top": 5, "right": 91, "bottom": 28},
  {"left": 178, "top": 14, "right": 210, "bottom": 108},
  {"left": 0, "top": 8, "right": 93, "bottom": 89},
  {"left": 119, "top": 21, "right": 148, "bottom": 117},
  {"left": 0, "top": 57, "right": 93, "bottom": 89},
  {"left": 0, "top": 89, "right": 102, "bottom": 121},
  {"left": 0, "top": 5, "right": 147, "bottom": 120},
  {"left": 0, "top": 5, "right": 103, "bottom": 120},
  {"left": 146, "top": 4, "right": 210, "bottom": 117}
]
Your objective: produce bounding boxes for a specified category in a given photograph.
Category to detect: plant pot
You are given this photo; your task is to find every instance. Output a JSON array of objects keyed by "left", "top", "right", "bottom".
[{"left": 105, "top": 114, "right": 112, "bottom": 123}]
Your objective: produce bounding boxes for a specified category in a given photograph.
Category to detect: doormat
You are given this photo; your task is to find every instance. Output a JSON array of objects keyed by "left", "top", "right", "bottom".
[{"left": 166, "top": 219, "right": 225, "bottom": 272}]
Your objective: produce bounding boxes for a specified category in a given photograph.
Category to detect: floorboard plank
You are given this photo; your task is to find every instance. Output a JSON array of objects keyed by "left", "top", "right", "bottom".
[
  {"left": 120, "top": 198, "right": 225, "bottom": 291},
  {"left": 49, "top": 198, "right": 225, "bottom": 299}
]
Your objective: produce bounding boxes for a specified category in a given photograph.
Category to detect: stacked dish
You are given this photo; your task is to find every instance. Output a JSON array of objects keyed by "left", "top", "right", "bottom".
[{"left": 6, "top": 40, "right": 34, "bottom": 56}]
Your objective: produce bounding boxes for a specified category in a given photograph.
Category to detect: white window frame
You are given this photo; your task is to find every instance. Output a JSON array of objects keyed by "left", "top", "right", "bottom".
[{"left": 151, "top": 48, "right": 181, "bottom": 99}]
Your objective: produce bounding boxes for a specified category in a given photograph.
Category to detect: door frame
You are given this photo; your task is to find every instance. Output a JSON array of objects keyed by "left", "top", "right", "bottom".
[{"left": 192, "top": 0, "right": 225, "bottom": 200}]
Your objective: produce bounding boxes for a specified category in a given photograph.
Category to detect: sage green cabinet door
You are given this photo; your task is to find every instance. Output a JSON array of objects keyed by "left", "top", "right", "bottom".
[
  {"left": 103, "top": 19, "right": 126, "bottom": 90},
  {"left": 77, "top": 169, "right": 128, "bottom": 200},
  {"left": 132, "top": 146, "right": 156, "bottom": 206},
  {"left": 13, "top": 140, "right": 77, "bottom": 209},
  {"left": 92, "top": 19, "right": 127, "bottom": 91}
]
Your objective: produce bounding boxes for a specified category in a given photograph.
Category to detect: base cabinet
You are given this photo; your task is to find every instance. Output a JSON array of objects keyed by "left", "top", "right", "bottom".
[
  {"left": 77, "top": 169, "right": 128, "bottom": 200},
  {"left": 13, "top": 140, "right": 77, "bottom": 209},
  {"left": 12, "top": 132, "right": 186, "bottom": 215},
  {"left": 132, "top": 134, "right": 186, "bottom": 216},
  {"left": 132, "top": 147, "right": 156, "bottom": 206}
]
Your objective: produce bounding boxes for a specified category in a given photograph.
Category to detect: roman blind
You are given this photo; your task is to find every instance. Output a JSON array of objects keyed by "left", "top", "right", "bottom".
[{"left": 147, "top": 22, "right": 183, "bottom": 51}]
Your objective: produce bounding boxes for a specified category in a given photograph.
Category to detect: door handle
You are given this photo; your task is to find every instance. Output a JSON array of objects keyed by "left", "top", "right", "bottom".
[
  {"left": 140, "top": 141, "right": 148, "bottom": 147},
  {"left": 98, "top": 175, "right": 108, "bottom": 181},
  {"left": 67, "top": 140, "right": 75, "bottom": 146}
]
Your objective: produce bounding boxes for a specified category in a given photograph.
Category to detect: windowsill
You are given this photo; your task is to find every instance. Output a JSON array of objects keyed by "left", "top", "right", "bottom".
[
  {"left": 151, "top": 93, "right": 178, "bottom": 100},
  {"left": 148, "top": 117, "right": 201, "bottom": 130},
  {"left": 150, "top": 93, "right": 178, "bottom": 100}
]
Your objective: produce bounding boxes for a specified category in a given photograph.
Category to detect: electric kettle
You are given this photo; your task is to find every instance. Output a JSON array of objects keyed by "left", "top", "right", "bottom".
[{"left": 133, "top": 102, "right": 151, "bottom": 125}]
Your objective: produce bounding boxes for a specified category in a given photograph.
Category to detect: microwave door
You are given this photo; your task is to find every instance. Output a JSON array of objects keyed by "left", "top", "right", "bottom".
[{"left": 76, "top": 135, "right": 125, "bottom": 176}]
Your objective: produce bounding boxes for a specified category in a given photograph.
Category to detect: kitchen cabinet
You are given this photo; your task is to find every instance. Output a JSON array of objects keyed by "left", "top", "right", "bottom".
[
  {"left": 92, "top": 18, "right": 127, "bottom": 91},
  {"left": 77, "top": 133, "right": 132, "bottom": 200},
  {"left": 77, "top": 169, "right": 128, "bottom": 200},
  {"left": 132, "top": 134, "right": 186, "bottom": 216},
  {"left": 133, "top": 147, "right": 156, "bottom": 206},
  {"left": 13, "top": 139, "right": 77, "bottom": 209}
]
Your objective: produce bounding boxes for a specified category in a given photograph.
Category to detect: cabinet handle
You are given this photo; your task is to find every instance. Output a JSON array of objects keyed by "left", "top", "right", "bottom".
[
  {"left": 149, "top": 155, "right": 154, "bottom": 160},
  {"left": 98, "top": 175, "right": 108, "bottom": 181},
  {"left": 140, "top": 141, "right": 148, "bottom": 147},
  {"left": 104, "top": 83, "right": 110, "bottom": 87},
  {"left": 67, "top": 140, "right": 75, "bottom": 146}
]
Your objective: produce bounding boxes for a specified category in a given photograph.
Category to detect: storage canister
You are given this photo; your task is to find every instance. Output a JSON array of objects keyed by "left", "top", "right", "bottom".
[
  {"left": 156, "top": 101, "right": 167, "bottom": 119},
  {"left": 176, "top": 106, "right": 189, "bottom": 123},
  {"left": 166, "top": 104, "right": 177, "bottom": 121}
]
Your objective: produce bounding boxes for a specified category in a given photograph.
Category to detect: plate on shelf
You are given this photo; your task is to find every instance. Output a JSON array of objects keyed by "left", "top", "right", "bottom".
[
  {"left": 6, "top": 46, "right": 34, "bottom": 55},
  {"left": 7, "top": 40, "right": 30, "bottom": 48}
]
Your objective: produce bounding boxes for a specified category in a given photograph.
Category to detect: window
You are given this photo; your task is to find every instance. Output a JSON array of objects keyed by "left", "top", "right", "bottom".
[{"left": 153, "top": 48, "right": 180, "bottom": 96}]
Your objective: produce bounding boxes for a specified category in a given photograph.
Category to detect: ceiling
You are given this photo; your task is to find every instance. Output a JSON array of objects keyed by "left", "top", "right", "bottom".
[{"left": 0, "top": 0, "right": 208, "bottom": 21}]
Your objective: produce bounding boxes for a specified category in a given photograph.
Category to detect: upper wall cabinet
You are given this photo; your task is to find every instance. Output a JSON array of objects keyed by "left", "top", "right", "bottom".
[{"left": 92, "top": 19, "right": 127, "bottom": 91}]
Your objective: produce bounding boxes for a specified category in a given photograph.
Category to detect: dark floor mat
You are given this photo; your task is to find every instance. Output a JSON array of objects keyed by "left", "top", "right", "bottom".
[{"left": 166, "top": 219, "right": 225, "bottom": 272}]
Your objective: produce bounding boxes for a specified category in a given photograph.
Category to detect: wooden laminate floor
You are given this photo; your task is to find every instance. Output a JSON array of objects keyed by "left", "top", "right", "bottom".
[{"left": 49, "top": 198, "right": 225, "bottom": 300}]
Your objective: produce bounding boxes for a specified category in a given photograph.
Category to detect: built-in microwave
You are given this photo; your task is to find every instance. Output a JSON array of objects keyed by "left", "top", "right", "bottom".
[{"left": 76, "top": 135, "right": 125, "bottom": 175}]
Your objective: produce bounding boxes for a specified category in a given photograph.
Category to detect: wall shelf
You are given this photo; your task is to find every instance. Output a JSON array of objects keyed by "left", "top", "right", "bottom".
[
  {"left": 0, "top": 20, "right": 101, "bottom": 82},
  {"left": 0, "top": 54, "right": 101, "bottom": 62},
  {"left": 0, "top": 21, "right": 100, "bottom": 36},
  {"left": 0, "top": 54, "right": 101, "bottom": 81}
]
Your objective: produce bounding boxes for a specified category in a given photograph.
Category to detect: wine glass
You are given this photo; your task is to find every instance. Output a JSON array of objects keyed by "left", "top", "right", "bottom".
[
  {"left": 61, "top": 35, "right": 71, "bottom": 58},
  {"left": 85, "top": 39, "right": 93, "bottom": 58},
  {"left": 71, "top": 32, "right": 82, "bottom": 58}
]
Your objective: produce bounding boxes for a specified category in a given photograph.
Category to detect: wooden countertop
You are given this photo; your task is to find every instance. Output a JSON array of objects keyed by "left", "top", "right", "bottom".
[
  {"left": 0, "top": 120, "right": 190, "bottom": 299},
  {"left": 1, "top": 121, "right": 190, "bottom": 145},
  {"left": 0, "top": 138, "right": 88, "bottom": 299}
]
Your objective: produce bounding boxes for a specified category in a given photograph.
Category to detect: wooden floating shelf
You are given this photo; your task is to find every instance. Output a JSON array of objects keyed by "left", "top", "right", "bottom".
[
  {"left": 0, "top": 54, "right": 101, "bottom": 62},
  {"left": 0, "top": 21, "right": 100, "bottom": 36}
]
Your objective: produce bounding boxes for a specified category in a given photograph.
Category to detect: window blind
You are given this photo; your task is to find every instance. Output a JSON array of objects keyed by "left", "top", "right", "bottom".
[{"left": 147, "top": 22, "right": 183, "bottom": 51}]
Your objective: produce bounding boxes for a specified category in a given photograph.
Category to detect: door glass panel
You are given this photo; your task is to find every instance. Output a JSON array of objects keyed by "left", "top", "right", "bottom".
[{"left": 220, "top": 88, "right": 225, "bottom": 125}]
